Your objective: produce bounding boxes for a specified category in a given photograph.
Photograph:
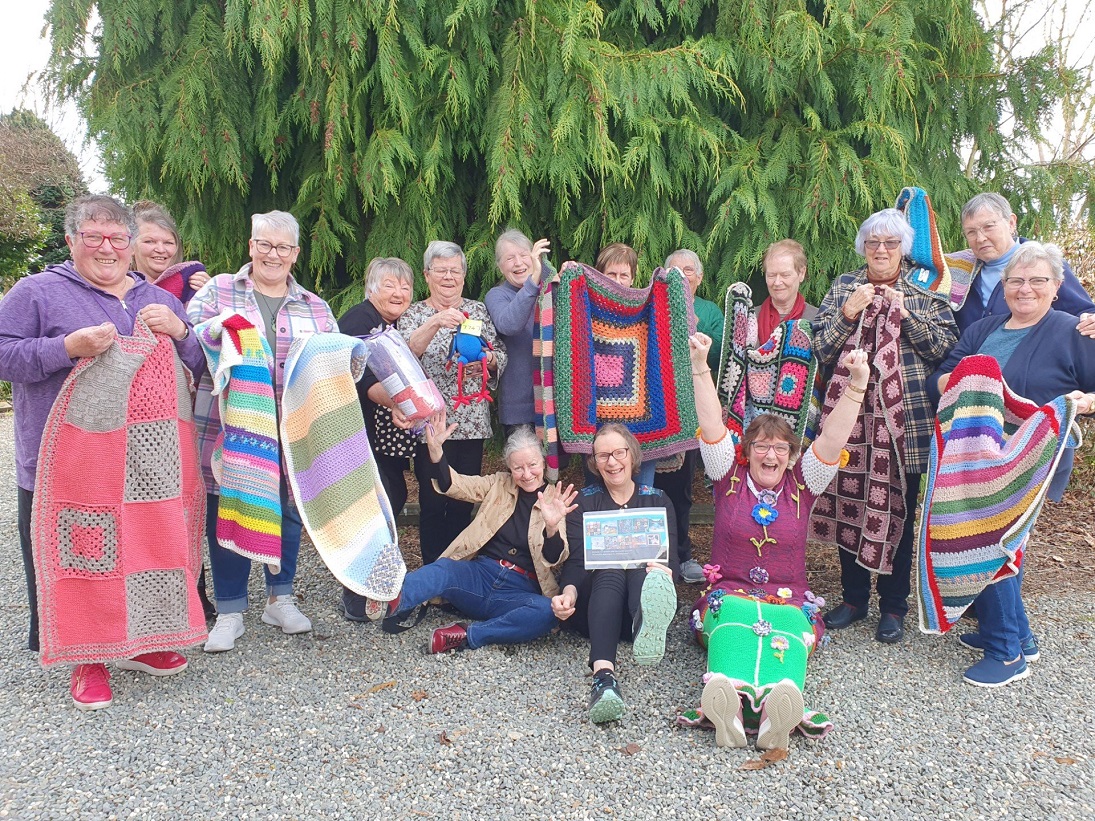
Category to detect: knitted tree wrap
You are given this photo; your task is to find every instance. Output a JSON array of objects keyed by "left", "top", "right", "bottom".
[
  {"left": 916, "top": 355, "right": 1076, "bottom": 634},
  {"left": 281, "top": 332, "right": 405, "bottom": 601},
  {"left": 33, "top": 319, "right": 207, "bottom": 666}
]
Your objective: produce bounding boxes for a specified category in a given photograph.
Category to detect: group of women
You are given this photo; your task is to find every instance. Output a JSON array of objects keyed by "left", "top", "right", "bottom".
[{"left": 2, "top": 192, "right": 1093, "bottom": 749}]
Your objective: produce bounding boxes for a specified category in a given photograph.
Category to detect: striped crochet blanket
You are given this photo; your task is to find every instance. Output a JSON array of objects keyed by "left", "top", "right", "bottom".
[
  {"left": 195, "top": 312, "right": 283, "bottom": 571},
  {"left": 282, "top": 333, "right": 405, "bottom": 601},
  {"left": 535, "top": 262, "right": 697, "bottom": 478},
  {"left": 33, "top": 319, "right": 207, "bottom": 666},
  {"left": 916, "top": 355, "right": 1077, "bottom": 634},
  {"left": 894, "top": 185, "right": 974, "bottom": 311}
]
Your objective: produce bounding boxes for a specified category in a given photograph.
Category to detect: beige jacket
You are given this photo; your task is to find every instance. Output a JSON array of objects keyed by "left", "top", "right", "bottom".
[{"left": 435, "top": 469, "right": 569, "bottom": 596}]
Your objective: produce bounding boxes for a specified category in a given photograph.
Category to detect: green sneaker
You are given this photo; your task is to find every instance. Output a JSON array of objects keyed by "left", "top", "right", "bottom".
[
  {"left": 633, "top": 570, "right": 677, "bottom": 666},
  {"left": 589, "top": 670, "right": 625, "bottom": 724}
]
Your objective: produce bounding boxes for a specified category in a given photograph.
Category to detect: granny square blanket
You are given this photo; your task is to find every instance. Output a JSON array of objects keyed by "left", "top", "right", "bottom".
[
  {"left": 33, "top": 319, "right": 207, "bottom": 666},
  {"left": 916, "top": 355, "right": 1076, "bottom": 634},
  {"left": 282, "top": 333, "right": 405, "bottom": 601}
]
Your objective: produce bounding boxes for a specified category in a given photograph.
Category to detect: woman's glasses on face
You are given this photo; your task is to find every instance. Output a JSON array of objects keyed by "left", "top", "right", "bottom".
[
  {"left": 594, "top": 447, "right": 630, "bottom": 463},
  {"left": 1003, "top": 277, "right": 1052, "bottom": 289},
  {"left": 79, "top": 232, "right": 132, "bottom": 250},
  {"left": 253, "top": 239, "right": 298, "bottom": 257},
  {"left": 864, "top": 239, "right": 901, "bottom": 251},
  {"left": 751, "top": 442, "right": 791, "bottom": 455}
]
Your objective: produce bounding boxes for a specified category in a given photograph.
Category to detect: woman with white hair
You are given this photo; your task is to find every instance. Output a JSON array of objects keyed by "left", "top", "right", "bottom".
[
  {"left": 188, "top": 210, "right": 338, "bottom": 653},
  {"left": 810, "top": 208, "right": 957, "bottom": 645}
]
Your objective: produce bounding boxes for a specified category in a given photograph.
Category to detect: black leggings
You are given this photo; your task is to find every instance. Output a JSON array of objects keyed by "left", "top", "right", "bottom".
[
  {"left": 414, "top": 438, "right": 484, "bottom": 565},
  {"left": 573, "top": 568, "right": 646, "bottom": 667},
  {"left": 17, "top": 487, "right": 38, "bottom": 652}
]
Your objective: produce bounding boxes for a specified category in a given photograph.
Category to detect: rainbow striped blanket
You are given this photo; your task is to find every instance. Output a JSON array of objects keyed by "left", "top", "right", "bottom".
[
  {"left": 282, "top": 333, "right": 405, "bottom": 601},
  {"left": 535, "top": 262, "right": 697, "bottom": 478},
  {"left": 916, "top": 355, "right": 1077, "bottom": 634}
]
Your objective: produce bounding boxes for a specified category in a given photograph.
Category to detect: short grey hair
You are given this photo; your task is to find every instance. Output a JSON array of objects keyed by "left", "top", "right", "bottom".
[
  {"left": 961, "top": 192, "right": 1014, "bottom": 225},
  {"left": 503, "top": 426, "right": 543, "bottom": 466},
  {"left": 495, "top": 229, "right": 532, "bottom": 265},
  {"left": 65, "top": 194, "right": 136, "bottom": 238},
  {"left": 252, "top": 210, "right": 300, "bottom": 245},
  {"left": 423, "top": 240, "right": 466, "bottom": 273},
  {"left": 855, "top": 209, "right": 914, "bottom": 257},
  {"left": 132, "top": 200, "right": 182, "bottom": 267},
  {"left": 364, "top": 256, "right": 415, "bottom": 298},
  {"left": 1004, "top": 241, "right": 1064, "bottom": 282},
  {"left": 665, "top": 249, "right": 702, "bottom": 275}
]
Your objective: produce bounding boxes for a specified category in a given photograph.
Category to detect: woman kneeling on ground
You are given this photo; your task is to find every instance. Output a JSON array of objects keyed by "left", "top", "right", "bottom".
[
  {"left": 687, "top": 332, "right": 867, "bottom": 750},
  {"left": 373, "top": 412, "right": 577, "bottom": 653}
]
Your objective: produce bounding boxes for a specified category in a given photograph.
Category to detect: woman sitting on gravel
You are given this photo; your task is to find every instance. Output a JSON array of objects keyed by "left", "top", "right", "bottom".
[
  {"left": 685, "top": 332, "right": 868, "bottom": 751},
  {"left": 371, "top": 412, "right": 577, "bottom": 653},
  {"left": 552, "top": 424, "right": 679, "bottom": 724}
]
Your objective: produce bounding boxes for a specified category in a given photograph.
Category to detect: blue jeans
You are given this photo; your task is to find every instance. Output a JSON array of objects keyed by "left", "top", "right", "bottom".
[
  {"left": 205, "top": 486, "right": 304, "bottom": 613},
  {"left": 393, "top": 557, "right": 557, "bottom": 648},
  {"left": 973, "top": 564, "right": 1032, "bottom": 662},
  {"left": 1047, "top": 447, "right": 1075, "bottom": 503}
]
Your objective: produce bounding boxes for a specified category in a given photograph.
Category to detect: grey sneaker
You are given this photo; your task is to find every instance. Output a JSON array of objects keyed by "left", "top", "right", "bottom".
[
  {"left": 679, "top": 559, "right": 706, "bottom": 584},
  {"left": 261, "top": 595, "right": 312, "bottom": 634},
  {"left": 204, "top": 613, "right": 245, "bottom": 653}
]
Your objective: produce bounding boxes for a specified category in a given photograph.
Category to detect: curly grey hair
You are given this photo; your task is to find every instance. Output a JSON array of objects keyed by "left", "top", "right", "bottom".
[
  {"left": 65, "top": 195, "right": 136, "bottom": 239},
  {"left": 961, "top": 192, "right": 1014, "bottom": 225},
  {"left": 854, "top": 209, "right": 914, "bottom": 257},
  {"left": 423, "top": 240, "right": 466, "bottom": 273}
]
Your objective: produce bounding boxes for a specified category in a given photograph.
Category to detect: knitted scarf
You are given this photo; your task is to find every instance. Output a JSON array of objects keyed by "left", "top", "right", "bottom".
[
  {"left": 916, "top": 355, "right": 1077, "bottom": 634},
  {"left": 756, "top": 293, "right": 807, "bottom": 343},
  {"left": 895, "top": 186, "right": 974, "bottom": 311},
  {"left": 195, "top": 312, "right": 283, "bottom": 571},
  {"left": 535, "top": 262, "right": 697, "bottom": 478},
  {"left": 809, "top": 292, "right": 907, "bottom": 572},
  {"left": 281, "top": 333, "right": 406, "bottom": 602},
  {"left": 33, "top": 319, "right": 207, "bottom": 666}
]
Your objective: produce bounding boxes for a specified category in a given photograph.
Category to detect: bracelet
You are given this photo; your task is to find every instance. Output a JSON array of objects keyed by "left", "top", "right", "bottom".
[
  {"left": 177, "top": 325, "right": 191, "bottom": 341},
  {"left": 845, "top": 383, "right": 866, "bottom": 395},
  {"left": 692, "top": 368, "right": 711, "bottom": 376}
]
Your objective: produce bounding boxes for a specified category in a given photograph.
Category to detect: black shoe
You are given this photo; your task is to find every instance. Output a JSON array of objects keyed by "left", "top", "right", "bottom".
[
  {"left": 588, "top": 670, "right": 625, "bottom": 724},
  {"left": 339, "top": 590, "right": 369, "bottom": 623},
  {"left": 823, "top": 602, "right": 868, "bottom": 630},
  {"left": 876, "top": 612, "right": 905, "bottom": 644}
]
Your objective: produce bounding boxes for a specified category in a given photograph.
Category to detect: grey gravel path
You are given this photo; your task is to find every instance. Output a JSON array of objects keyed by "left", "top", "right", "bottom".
[{"left": 1, "top": 412, "right": 1093, "bottom": 820}]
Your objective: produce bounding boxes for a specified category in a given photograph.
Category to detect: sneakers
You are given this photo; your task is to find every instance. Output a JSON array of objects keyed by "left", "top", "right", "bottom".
[
  {"left": 589, "top": 669, "right": 625, "bottom": 724},
  {"left": 700, "top": 673, "right": 747, "bottom": 748},
  {"left": 430, "top": 622, "right": 468, "bottom": 654},
  {"left": 116, "top": 651, "right": 188, "bottom": 676},
  {"left": 204, "top": 613, "right": 245, "bottom": 652},
  {"left": 632, "top": 570, "right": 677, "bottom": 666},
  {"left": 367, "top": 592, "right": 401, "bottom": 622},
  {"left": 823, "top": 602, "right": 868, "bottom": 630},
  {"left": 962, "top": 655, "right": 1030, "bottom": 688},
  {"left": 262, "top": 595, "right": 313, "bottom": 635},
  {"left": 756, "top": 680, "right": 805, "bottom": 750},
  {"left": 679, "top": 559, "right": 706, "bottom": 584},
  {"left": 71, "top": 664, "right": 112, "bottom": 711},
  {"left": 958, "top": 632, "right": 1041, "bottom": 663}
]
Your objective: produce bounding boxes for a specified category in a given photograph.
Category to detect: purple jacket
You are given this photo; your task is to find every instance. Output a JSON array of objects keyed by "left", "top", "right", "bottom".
[{"left": 0, "top": 261, "right": 205, "bottom": 490}]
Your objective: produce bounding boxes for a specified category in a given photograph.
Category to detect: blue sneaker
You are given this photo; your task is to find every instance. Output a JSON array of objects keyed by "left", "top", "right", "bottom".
[
  {"left": 957, "top": 632, "right": 1040, "bottom": 663},
  {"left": 962, "top": 655, "right": 1030, "bottom": 688}
]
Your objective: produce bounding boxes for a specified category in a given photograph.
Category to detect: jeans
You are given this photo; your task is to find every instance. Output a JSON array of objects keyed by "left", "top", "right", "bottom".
[
  {"left": 1047, "top": 447, "right": 1075, "bottom": 503},
  {"left": 392, "top": 557, "right": 557, "bottom": 648},
  {"left": 206, "top": 484, "right": 304, "bottom": 613},
  {"left": 414, "top": 439, "right": 484, "bottom": 565},
  {"left": 973, "top": 564, "right": 1032, "bottom": 662},
  {"left": 17, "top": 486, "right": 38, "bottom": 652}
]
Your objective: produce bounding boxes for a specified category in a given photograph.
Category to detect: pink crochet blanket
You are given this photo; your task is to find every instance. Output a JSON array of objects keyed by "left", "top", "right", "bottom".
[{"left": 33, "top": 319, "right": 207, "bottom": 666}]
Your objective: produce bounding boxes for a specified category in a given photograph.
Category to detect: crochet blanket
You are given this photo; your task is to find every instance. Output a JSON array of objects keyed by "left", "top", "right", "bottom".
[
  {"left": 716, "top": 282, "right": 821, "bottom": 445},
  {"left": 195, "top": 312, "right": 283, "bottom": 571},
  {"left": 916, "top": 355, "right": 1077, "bottom": 634},
  {"left": 809, "top": 293, "right": 907, "bottom": 572},
  {"left": 33, "top": 319, "right": 207, "bottom": 666},
  {"left": 535, "top": 262, "right": 697, "bottom": 477},
  {"left": 282, "top": 333, "right": 406, "bottom": 601}
]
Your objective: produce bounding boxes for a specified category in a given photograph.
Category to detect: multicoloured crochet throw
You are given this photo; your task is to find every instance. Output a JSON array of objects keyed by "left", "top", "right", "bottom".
[
  {"left": 195, "top": 312, "right": 283, "bottom": 572},
  {"left": 916, "top": 355, "right": 1077, "bottom": 634},
  {"left": 893, "top": 185, "right": 974, "bottom": 310},
  {"left": 282, "top": 333, "right": 405, "bottom": 602},
  {"left": 33, "top": 319, "right": 207, "bottom": 666},
  {"left": 535, "top": 262, "right": 697, "bottom": 476},
  {"left": 942, "top": 249, "right": 977, "bottom": 312},
  {"left": 809, "top": 293, "right": 907, "bottom": 572}
]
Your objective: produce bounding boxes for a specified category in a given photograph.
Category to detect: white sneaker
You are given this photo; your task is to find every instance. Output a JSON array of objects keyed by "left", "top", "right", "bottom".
[
  {"left": 261, "top": 595, "right": 312, "bottom": 635},
  {"left": 204, "top": 613, "right": 245, "bottom": 653}
]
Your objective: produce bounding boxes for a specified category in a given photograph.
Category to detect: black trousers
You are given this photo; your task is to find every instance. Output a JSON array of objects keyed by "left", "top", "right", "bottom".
[
  {"left": 414, "top": 438, "right": 484, "bottom": 565},
  {"left": 17, "top": 486, "right": 38, "bottom": 652},
  {"left": 567, "top": 568, "right": 645, "bottom": 668},
  {"left": 653, "top": 449, "right": 697, "bottom": 565}
]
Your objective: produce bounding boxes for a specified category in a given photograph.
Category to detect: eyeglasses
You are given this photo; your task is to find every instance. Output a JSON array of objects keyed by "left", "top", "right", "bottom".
[
  {"left": 429, "top": 267, "right": 465, "bottom": 278},
  {"left": 864, "top": 239, "right": 901, "bottom": 251},
  {"left": 963, "top": 222, "right": 1001, "bottom": 240},
  {"left": 594, "top": 447, "right": 630, "bottom": 463},
  {"left": 751, "top": 442, "right": 791, "bottom": 455},
  {"left": 253, "top": 239, "right": 298, "bottom": 257},
  {"left": 79, "top": 232, "right": 132, "bottom": 250},
  {"left": 1003, "top": 276, "right": 1053, "bottom": 289}
]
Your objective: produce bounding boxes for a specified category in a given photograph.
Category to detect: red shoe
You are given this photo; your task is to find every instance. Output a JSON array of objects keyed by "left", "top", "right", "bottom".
[
  {"left": 71, "top": 664, "right": 112, "bottom": 711},
  {"left": 116, "top": 651, "right": 188, "bottom": 677},
  {"left": 430, "top": 622, "right": 469, "bottom": 654}
]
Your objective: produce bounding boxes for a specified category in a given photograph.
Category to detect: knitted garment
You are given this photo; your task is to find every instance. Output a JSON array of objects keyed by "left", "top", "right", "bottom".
[
  {"left": 536, "top": 262, "right": 698, "bottom": 472},
  {"left": 942, "top": 249, "right": 977, "bottom": 312},
  {"left": 281, "top": 332, "right": 405, "bottom": 601},
  {"left": 532, "top": 268, "right": 560, "bottom": 477},
  {"left": 717, "top": 282, "right": 820, "bottom": 445},
  {"left": 195, "top": 312, "right": 283, "bottom": 571},
  {"left": 150, "top": 260, "right": 204, "bottom": 305},
  {"left": 809, "top": 294, "right": 907, "bottom": 572},
  {"left": 916, "top": 355, "right": 1076, "bottom": 634},
  {"left": 33, "top": 319, "right": 207, "bottom": 666},
  {"left": 894, "top": 187, "right": 973, "bottom": 310},
  {"left": 359, "top": 327, "right": 444, "bottom": 432}
]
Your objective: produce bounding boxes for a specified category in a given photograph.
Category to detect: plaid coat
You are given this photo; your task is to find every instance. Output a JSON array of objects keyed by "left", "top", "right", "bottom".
[{"left": 812, "top": 263, "right": 958, "bottom": 474}]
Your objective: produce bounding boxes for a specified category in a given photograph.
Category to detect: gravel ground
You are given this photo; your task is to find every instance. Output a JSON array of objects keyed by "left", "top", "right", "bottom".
[{"left": 1, "top": 412, "right": 1094, "bottom": 820}]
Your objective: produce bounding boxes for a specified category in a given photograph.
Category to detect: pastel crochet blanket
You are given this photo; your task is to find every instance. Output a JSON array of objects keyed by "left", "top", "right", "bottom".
[
  {"left": 33, "top": 319, "right": 207, "bottom": 666},
  {"left": 282, "top": 333, "right": 405, "bottom": 601},
  {"left": 535, "top": 262, "right": 698, "bottom": 478},
  {"left": 195, "top": 312, "right": 283, "bottom": 572},
  {"left": 916, "top": 355, "right": 1077, "bottom": 634}
]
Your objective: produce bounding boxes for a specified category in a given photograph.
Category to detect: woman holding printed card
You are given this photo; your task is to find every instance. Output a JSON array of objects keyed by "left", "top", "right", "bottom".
[{"left": 553, "top": 423, "right": 679, "bottom": 724}]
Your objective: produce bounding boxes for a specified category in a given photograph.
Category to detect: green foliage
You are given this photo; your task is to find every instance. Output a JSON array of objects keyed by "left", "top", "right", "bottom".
[
  {"left": 0, "top": 188, "right": 46, "bottom": 289},
  {"left": 44, "top": 1, "right": 1074, "bottom": 306}
]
